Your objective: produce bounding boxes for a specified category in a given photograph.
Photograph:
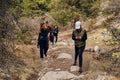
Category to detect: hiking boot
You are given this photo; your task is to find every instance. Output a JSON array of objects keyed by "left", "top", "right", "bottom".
[
  {"left": 73, "top": 63, "right": 77, "bottom": 66},
  {"left": 78, "top": 70, "right": 83, "bottom": 74},
  {"left": 78, "top": 67, "right": 83, "bottom": 74},
  {"left": 73, "top": 61, "right": 77, "bottom": 66},
  {"left": 44, "top": 54, "right": 47, "bottom": 57}
]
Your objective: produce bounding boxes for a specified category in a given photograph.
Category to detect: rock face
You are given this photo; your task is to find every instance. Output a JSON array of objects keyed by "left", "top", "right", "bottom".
[
  {"left": 57, "top": 53, "right": 72, "bottom": 59},
  {"left": 93, "top": 72, "right": 118, "bottom": 80},
  {"left": 94, "top": 48, "right": 120, "bottom": 76},
  {"left": 40, "top": 71, "right": 77, "bottom": 80}
]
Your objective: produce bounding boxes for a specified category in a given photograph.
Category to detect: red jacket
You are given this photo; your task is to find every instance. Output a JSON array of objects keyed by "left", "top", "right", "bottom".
[{"left": 47, "top": 25, "right": 51, "bottom": 30}]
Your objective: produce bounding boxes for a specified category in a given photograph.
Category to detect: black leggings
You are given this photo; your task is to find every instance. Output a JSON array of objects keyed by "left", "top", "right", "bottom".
[
  {"left": 40, "top": 47, "right": 48, "bottom": 58},
  {"left": 40, "top": 40, "right": 49, "bottom": 58},
  {"left": 54, "top": 33, "right": 58, "bottom": 42},
  {"left": 74, "top": 46, "right": 85, "bottom": 67},
  {"left": 55, "top": 35, "right": 58, "bottom": 42}
]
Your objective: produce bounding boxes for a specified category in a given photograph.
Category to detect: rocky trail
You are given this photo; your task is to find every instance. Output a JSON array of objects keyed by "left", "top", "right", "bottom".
[
  {"left": 36, "top": 30, "right": 92, "bottom": 80},
  {"left": 1, "top": 0, "right": 120, "bottom": 80},
  {"left": 25, "top": 28, "right": 119, "bottom": 80}
]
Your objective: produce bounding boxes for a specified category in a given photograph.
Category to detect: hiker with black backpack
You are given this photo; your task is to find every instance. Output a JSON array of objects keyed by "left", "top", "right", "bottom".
[
  {"left": 72, "top": 20, "right": 87, "bottom": 73},
  {"left": 37, "top": 22, "right": 50, "bottom": 58},
  {"left": 50, "top": 26, "right": 55, "bottom": 45},
  {"left": 53, "top": 25, "right": 59, "bottom": 43}
]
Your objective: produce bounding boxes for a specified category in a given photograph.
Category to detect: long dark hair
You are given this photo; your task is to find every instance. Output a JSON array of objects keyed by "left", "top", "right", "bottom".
[{"left": 39, "top": 22, "right": 45, "bottom": 32}]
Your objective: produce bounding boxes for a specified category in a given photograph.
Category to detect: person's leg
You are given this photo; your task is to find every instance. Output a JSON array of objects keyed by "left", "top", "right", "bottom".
[
  {"left": 73, "top": 46, "right": 79, "bottom": 65},
  {"left": 50, "top": 34, "right": 52, "bottom": 43},
  {"left": 56, "top": 35, "right": 58, "bottom": 42},
  {"left": 39, "top": 39, "right": 44, "bottom": 58},
  {"left": 44, "top": 47, "right": 48, "bottom": 57},
  {"left": 52, "top": 35, "right": 54, "bottom": 45},
  {"left": 40, "top": 45, "right": 44, "bottom": 58},
  {"left": 50, "top": 34, "right": 54, "bottom": 45},
  {"left": 79, "top": 46, "right": 85, "bottom": 73},
  {"left": 54, "top": 34, "right": 57, "bottom": 43},
  {"left": 44, "top": 40, "right": 49, "bottom": 57}
]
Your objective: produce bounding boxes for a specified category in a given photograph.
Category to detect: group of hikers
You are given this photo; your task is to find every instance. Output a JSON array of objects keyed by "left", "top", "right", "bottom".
[
  {"left": 37, "top": 21, "right": 59, "bottom": 58},
  {"left": 37, "top": 19, "right": 87, "bottom": 74}
]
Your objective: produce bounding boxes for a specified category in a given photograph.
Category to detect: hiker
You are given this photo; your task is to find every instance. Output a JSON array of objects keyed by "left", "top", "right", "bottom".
[
  {"left": 50, "top": 26, "right": 54, "bottom": 45},
  {"left": 37, "top": 22, "right": 50, "bottom": 58},
  {"left": 53, "top": 25, "right": 59, "bottom": 43},
  {"left": 72, "top": 20, "right": 87, "bottom": 73}
]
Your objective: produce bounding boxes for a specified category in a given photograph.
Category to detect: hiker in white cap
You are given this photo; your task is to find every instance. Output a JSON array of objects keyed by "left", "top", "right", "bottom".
[{"left": 72, "top": 19, "right": 87, "bottom": 74}]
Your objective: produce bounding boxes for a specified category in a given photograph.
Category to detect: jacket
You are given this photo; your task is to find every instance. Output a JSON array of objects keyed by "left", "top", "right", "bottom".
[
  {"left": 72, "top": 28, "right": 87, "bottom": 47},
  {"left": 38, "top": 28, "right": 49, "bottom": 45}
]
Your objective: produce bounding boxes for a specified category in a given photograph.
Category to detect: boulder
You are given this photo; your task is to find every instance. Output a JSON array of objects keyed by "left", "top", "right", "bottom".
[
  {"left": 70, "top": 66, "right": 79, "bottom": 72},
  {"left": 94, "top": 46, "right": 100, "bottom": 52},
  {"left": 40, "top": 71, "right": 77, "bottom": 80},
  {"left": 57, "top": 53, "right": 72, "bottom": 59}
]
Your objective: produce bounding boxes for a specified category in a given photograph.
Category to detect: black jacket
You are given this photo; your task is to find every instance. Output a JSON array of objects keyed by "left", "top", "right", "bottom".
[{"left": 38, "top": 28, "right": 49, "bottom": 45}]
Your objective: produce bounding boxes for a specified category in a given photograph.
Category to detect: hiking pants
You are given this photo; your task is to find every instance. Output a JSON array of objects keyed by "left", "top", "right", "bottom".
[
  {"left": 74, "top": 45, "right": 85, "bottom": 67},
  {"left": 55, "top": 35, "right": 58, "bottom": 42},
  {"left": 39, "top": 39, "right": 49, "bottom": 58},
  {"left": 50, "top": 34, "right": 54, "bottom": 44},
  {"left": 54, "top": 33, "right": 58, "bottom": 42}
]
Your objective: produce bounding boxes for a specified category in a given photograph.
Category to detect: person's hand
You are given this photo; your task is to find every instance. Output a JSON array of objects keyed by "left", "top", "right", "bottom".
[
  {"left": 76, "top": 36, "right": 79, "bottom": 39},
  {"left": 37, "top": 44, "right": 39, "bottom": 48},
  {"left": 78, "top": 36, "right": 81, "bottom": 39},
  {"left": 76, "top": 36, "right": 81, "bottom": 40}
]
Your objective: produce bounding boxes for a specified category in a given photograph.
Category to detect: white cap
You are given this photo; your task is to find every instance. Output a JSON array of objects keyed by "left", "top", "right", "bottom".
[{"left": 75, "top": 21, "right": 81, "bottom": 29}]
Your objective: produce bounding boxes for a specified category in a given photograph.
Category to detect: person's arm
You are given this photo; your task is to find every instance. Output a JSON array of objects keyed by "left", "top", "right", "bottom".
[
  {"left": 37, "top": 33, "right": 40, "bottom": 48},
  {"left": 72, "top": 31, "right": 76, "bottom": 40},
  {"left": 57, "top": 28, "right": 59, "bottom": 33},
  {"left": 81, "top": 30, "right": 87, "bottom": 41}
]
